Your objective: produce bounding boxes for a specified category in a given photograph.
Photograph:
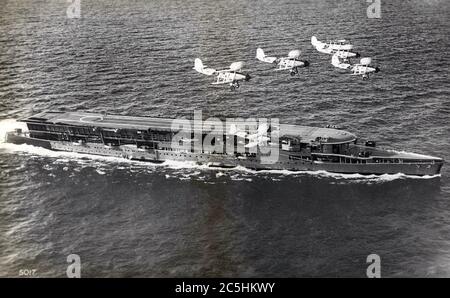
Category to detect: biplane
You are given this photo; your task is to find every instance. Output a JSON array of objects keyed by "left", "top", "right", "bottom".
[
  {"left": 256, "top": 48, "right": 309, "bottom": 76},
  {"left": 194, "top": 58, "right": 251, "bottom": 90},
  {"left": 331, "top": 54, "right": 380, "bottom": 80},
  {"left": 311, "top": 36, "right": 360, "bottom": 59}
]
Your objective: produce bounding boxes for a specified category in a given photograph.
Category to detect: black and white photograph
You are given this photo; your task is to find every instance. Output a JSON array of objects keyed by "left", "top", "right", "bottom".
[{"left": 0, "top": 0, "right": 449, "bottom": 287}]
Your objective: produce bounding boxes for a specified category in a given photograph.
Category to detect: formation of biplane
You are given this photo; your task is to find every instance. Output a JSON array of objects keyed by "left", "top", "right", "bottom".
[
  {"left": 311, "top": 36, "right": 380, "bottom": 80},
  {"left": 193, "top": 36, "right": 380, "bottom": 90}
]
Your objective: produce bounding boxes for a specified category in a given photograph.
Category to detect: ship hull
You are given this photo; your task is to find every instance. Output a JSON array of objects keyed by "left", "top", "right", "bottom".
[{"left": 6, "top": 133, "right": 443, "bottom": 176}]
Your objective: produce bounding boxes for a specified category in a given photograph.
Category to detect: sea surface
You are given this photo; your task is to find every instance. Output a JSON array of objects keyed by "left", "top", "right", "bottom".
[{"left": 0, "top": 0, "right": 449, "bottom": 277}]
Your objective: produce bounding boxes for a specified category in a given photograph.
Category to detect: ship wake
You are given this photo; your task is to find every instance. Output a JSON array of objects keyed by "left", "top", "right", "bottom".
[{"left": 0, "top": 145, "right": 440, "bottom": 185}]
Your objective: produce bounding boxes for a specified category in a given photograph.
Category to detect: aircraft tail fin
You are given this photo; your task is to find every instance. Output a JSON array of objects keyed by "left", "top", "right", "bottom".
[
  {"left": 256, "top": 48, "right": 266, "bottom": 60},
  {"left": 331, "top": 54, "right": 340, "bottom": 67},
  {"left": 194, "top": 58, "right": 204, "bottom": 71},
  {"left": 311, "top": 36, "right": 326, "bottom": 49},
  {"left": 194, "top": 58, "right": 216, "bottom": 75},
  {"left": 256, "top": 48, "right": 277, "bottom": 63},
  {"left": 331, "top": 54, "right": 351, "bottom": 70}
]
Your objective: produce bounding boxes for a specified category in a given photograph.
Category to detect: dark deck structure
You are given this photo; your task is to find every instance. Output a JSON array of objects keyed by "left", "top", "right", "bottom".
[{"left": 21, "top": 111, "right": 357, "bottom": 145}]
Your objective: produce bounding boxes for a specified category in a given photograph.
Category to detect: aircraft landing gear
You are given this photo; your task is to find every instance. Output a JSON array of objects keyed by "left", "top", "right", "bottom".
[
  {"left": 362, "top": 74, "right": 369, "bottom": 81},
  {"left": 290, "top": 67, "right": 299, "bottom": 76},
  {"left": 230, "top": 81, "right": 240, "bottom": 90}
]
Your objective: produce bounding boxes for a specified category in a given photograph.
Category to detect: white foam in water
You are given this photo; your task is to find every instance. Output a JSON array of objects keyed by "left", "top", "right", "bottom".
[
  {"left": 0, "top": 119, "right": 440, "bottom": 182},
  {"left": 0, "top": 119, "right": 28, "bottom": 143}
]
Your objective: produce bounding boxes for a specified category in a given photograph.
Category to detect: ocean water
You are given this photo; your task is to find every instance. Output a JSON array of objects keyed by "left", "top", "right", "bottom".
[{"left": 0, "top": 0, "right": 449, "bottom": 277}]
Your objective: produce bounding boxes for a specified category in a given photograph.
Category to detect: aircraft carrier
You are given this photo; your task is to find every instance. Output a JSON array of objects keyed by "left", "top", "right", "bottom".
[{"left": 5, "top": 111, "right": 444, "bottom": 176}]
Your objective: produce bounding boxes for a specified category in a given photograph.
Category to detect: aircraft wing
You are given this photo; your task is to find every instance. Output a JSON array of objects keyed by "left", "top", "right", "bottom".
[
  {"left": 276, "top": 58, "right": 295, "bottom": 70},
  {"left": 216, "top": 62, "right": 244, "bottom": 73},
  {"left": 211, "top": 80, "right": 232, "bottom": 84},
  {"left": 211, "top": 76, "right": 235, "bottom": 84},
  {"left": 215, "top": 69, "right": 233, "bottom": 74},
  {"left": 330, "top": 44, "right": 353, "bottom": 51},
  {"left": 211, "top": 72, "right": 237, "bottom": 85},
  {"left": 351, "top": 66, "right": 366, "bottom": 75},
  {"left": 275, "top": 65, "right": 294, "bottom": 71}
]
